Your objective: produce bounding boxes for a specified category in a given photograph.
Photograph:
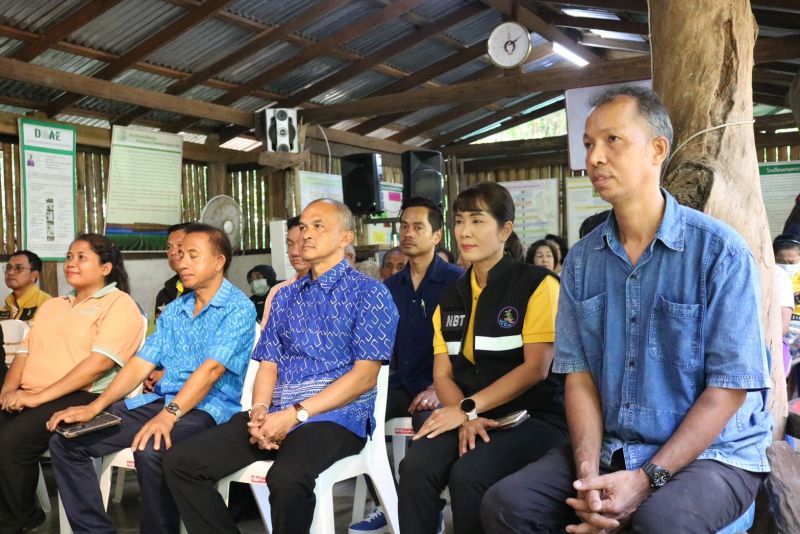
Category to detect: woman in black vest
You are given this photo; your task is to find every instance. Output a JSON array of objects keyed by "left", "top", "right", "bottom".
[{"left": 398, "top": 182, "right": 568, "bottom": 534}]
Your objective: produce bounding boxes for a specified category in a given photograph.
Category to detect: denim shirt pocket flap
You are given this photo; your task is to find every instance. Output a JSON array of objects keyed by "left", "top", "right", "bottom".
[
  {"left": 647, "top": 294, "right": 703, "bottom": 370},
  {"left": 575, "top": 292, "right": 606, "bottom": 359}
]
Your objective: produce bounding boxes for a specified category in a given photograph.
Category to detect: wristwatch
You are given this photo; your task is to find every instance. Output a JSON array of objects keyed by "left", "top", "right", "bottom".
[
  {"left": 164, "top": 402, "right": 183, "bottom": 421},
  {"left": 642, "top": 461, "right": 671, "bottom": 488},
  {"left": 293, "top": 402, "right": 309, "bottom": 423},
  {"left": 460, "top": 398, "right": 478, "bottom": 421}
]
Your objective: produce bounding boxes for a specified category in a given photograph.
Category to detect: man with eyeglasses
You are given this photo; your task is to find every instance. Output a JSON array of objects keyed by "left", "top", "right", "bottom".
[{"left": 1, "top": 250, "right": 50, "bottom": 323}]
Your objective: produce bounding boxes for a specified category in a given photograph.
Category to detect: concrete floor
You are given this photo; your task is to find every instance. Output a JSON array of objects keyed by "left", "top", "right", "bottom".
[{"left": 33, "top": 457, "right": 453, "bottom": 534}]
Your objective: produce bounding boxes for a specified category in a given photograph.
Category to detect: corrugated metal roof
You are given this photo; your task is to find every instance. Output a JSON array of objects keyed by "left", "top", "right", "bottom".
[
  {"left": 411, "top": 0, "right": 474, "bottom": 21},
  {"left": 443, "top": 9, "right": 503, "bottom": 46},
  {"left": 144, "top": 109, "right": 184, "bottom": 124},
  {"left": 263, "top": 56, "right": 348, "bottom": 96},
  {"left": 343, "top": 19, "right": 417, "bottom": 56},
  {"left": 0, "top": 0, "right": 84, "bottom": 33},
  {"left": 0, "top": 36, "right": 23, "bottom": 57},
  {"left": 436, "top": 108, "right": 494, "bottom": 134},
  {"left": 216, "top": 41, "right": 300, "bottom": 84},
  {"left": 111, "top": 69, "right": 175, "bottom": 92},
  {"left": 0, "top": 104, "right": 33, "bottom": 115},
  {"left": 311, "top": 71, "right": 395, "bottom": 105},
  {"left": 388, "top": 40, "right": 456, "bottom": 72},
  {"left": 230, "top": 95, "right": 271, "bottom": 111},
  {"left": 68, "top": 0, "right": 185, "bottom": 55},
  {"left": 54, "top": 113, "right": 111, "bottom": 129},
  {"left": 433, "top": 58, "right": 488, "bottom": 85},
  {"left": 298, "top": 1, "right": 378, "bottom": 41},
  {"left": 30, "top": 49, "right": 107, "bottom": 76},
  {"left": 181, "top": 85, "right": 228, "bottom": 102},
  {"left": 146, "top": 18, "right": 255, "bottom": 74},
  {"left": 72, "top": 97, "right": 137, "bottom": 116},
  {"left": 0, "top": 79, "right": 57, "bottom": 102},
  {"left": 396, "top": 103, "right": 454, "bottom": 127},
  {"left": 227, "top": 0, "right": 324, "bottom": 26}
]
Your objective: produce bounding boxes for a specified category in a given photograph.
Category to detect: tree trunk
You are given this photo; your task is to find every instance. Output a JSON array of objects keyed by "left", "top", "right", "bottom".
[{"left": 650, "top": 0, "right": 786, "bottom": 438}]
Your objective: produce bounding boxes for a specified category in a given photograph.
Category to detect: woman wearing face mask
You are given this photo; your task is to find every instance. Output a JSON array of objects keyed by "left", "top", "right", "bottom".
[
  {"left": 0, "top": 234, "right": 143, "bottom": 532},
  {"left": 774, "top": 234, "right": 800, "bottom": 314},
  {"left": 247, "top": 265, "right": 277, "bottom": 324},
  {"left": 398, "top": 182, "right": 568, "bottom": 534}
]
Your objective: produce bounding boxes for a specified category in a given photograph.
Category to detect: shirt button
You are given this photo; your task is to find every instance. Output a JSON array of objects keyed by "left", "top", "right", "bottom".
[
  {"left": 628, "top": 361, "right": 635, "bottom": 368},
  {"left": 630, "top": 273, "right": 638, "bottom": 280},
  {"left": 625, "top": 402, "right": 631, "bottom": 409},
  {"left": 630, "top": 316, "right": 637, "bottom": 323}
]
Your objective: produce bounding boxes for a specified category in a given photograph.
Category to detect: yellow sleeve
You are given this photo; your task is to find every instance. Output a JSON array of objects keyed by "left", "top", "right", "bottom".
[
  {"left": 432, "top": 304, "right": 448, "bottom": 355},
  {"left": 522, "top": 275, "right": 560, "bottom": 344}
]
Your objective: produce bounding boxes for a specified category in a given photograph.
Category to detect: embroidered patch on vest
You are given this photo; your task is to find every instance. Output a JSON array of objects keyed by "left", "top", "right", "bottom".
[{"left": 497, "top": 306, "right": 519, "bottom": 328}]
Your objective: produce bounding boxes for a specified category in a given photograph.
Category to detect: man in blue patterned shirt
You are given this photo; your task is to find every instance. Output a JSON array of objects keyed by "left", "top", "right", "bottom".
[
  {"left": 48, "top": 224, "right": 256, "bottom": 534},
  {"left": 164, "top": 198, "right": 399, "bottom": 534}
]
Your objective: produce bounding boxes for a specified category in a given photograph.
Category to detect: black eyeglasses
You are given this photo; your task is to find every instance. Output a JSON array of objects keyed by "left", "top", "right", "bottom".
[{"left": 3, "top": 264, "right": 31, "bottom": 273}]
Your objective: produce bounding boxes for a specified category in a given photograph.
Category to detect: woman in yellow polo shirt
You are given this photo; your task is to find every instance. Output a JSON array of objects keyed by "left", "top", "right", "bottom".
[
  {"left": 398, "top": 182, "right": 569, "bottom": 534},
  {"left": 0, "top": 234, "right": 143, "bottom": 532}
]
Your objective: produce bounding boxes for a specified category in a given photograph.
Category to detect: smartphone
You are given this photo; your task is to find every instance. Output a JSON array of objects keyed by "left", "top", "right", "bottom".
[
  {"left": 494, "top": 410, "right": 530, "bottom": 431},
  {"left": 55, "top": 412, "right": 122, "bottom": 439}
]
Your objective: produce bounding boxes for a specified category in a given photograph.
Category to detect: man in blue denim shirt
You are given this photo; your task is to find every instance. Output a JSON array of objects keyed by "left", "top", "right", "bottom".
[
  {"left": 163, "top": 199, "right": 399, "bottom": 534},
  {"left": 482, "top": 86, "right": 771, "bottom": 534}
]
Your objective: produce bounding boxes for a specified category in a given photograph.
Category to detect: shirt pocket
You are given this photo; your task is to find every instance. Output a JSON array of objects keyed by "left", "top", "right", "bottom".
[
  {"left": 575, "top": 292, "right": 606, "bottom": 361},
  {"left": 647, "top": 295, "right": 703, "bottom": 370}
]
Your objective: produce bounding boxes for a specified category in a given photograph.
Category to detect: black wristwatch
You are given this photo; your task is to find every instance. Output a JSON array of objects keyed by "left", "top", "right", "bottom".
[
  {"left": 642, "top": 461, "right": 671, "bottom": 488},
  {"left": 460, "top": 398, "right": 478, "bottom": 421}
]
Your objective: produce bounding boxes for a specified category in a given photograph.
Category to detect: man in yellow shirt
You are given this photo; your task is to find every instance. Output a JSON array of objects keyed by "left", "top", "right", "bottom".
[{"left": 1, "top": 250, "right": 50, "bottom": 322}]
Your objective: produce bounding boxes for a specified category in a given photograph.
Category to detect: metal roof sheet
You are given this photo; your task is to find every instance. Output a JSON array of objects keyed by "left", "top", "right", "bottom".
[
  {"left": 410, "top": 0, "right": 474, "bottom": 21},
  {"left": 0, "top": 0, "right": 84, "bottom": 33},
  {"left": 263, "top": 56, "right": 349, "bottom": 95},
  {"left": 67, "top": 0, "right": 185, "bottom": 55},
  {"left": 227, "top": 0, "right": 324, "bottom": 26},
  {"left": 343, "top": 19, "right": 417, "bottom": 56},
  {"left": 442, "top": 9, "right": 502, "bottom": 46},
  {"left": 216, "top": 41, "right": 300, "bottom": 84},
  {"left": 145, "top": 18, "right": 255, "bottom": 73},
  {"left": 298, "top": 1, "right": 379, "bottom": 41},
  {"left": 311, "top": 70, "right": 395, "bottom": 105},
  {"left": 388, "top": 39, "right": 457, "bottom": 72}
]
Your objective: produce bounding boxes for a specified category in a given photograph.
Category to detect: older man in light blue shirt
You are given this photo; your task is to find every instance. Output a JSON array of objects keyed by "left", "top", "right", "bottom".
[{"left": 481, "top": 86, "right": 770, "bottom": 534}]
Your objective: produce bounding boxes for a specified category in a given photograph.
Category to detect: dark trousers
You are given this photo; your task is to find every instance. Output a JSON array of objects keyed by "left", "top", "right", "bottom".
[
  {"left": 163, "top": 413, "right": 366, "bottom": 534},
  {"left": 399, "top": 415, "right": 568, "bottom": 534},
  {"left": 480, "top": 444, "right": 765, "bottom": 534},
  {"left": 49, "top": 399, "right": 215, "bottom": 534},
  {"left": 364, "top": 387, "right": 432, "bottom": 507},
  {"left": 0, "top": 390, "right": 98, "bottom": 534}
]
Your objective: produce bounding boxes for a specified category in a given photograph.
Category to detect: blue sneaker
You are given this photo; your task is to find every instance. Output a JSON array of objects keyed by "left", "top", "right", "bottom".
[{"left": 349, "top": 507, "right": 388, "bottom": 534}]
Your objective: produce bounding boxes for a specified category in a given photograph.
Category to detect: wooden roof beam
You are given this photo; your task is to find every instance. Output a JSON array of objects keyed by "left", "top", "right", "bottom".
[
  {"left": 348, "top": 41, "right": 490, "bottom": 136},
  {"left": 424, "top": 91, "right": 563, "bottom": 147},
  {"left": 0, "top": 57, "right": 252, "bottom": 127},
  {"left": 301, "top": 35, "right": 800, "bottom": 125},
  {"left": 11, "top": 0, "right": 123, "bottom": 62},
  {"left": 46, "top": 0, "right": 235, "bottom": 117},
  {"left": 546, "top": 14, "right": 649, "bottom": 35},
  {"left": 280, "top": 2, "right": 488, "bottom": 109},
  {"left": 482, "top": 0, "right": 601, "bottom": 64},
  {"left": 113, "top": 0, "right": 350, "bottom": 126},
  {"left": 166, "top": 0, "right": 428, "bottom": 133},
  {"left": 432, "top": 100, "right": 565, "bottom": 147},
  {"left": 442, "top": 135, "right": 568, "bottom": 158}
]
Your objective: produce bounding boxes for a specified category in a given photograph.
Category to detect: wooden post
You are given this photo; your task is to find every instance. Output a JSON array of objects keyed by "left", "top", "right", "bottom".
[
  {"left": 205, "top": 134, "right": 229, "bottom": 200},
  {"left": 650, "top": 1, "right": 786, "bottom": 437}
]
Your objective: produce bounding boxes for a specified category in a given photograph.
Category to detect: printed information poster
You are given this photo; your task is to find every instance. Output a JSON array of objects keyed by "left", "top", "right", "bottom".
[
  {"left": 105, "top": 126, "right": 183, "bottom": 250},
  {"left": 298, "top": 170, "right": 343, "bottom": 210},
  {"left": 759, "top": 161, "right": 800, "bottom": 240},
  {"left": 18, "top": 118, "right": 77, "bottom": 261},
  {"left": 500, "top": 179, "right": 560, "bottom": 248},
  {"left": 565, "top": 176, "right": 611, "bottom": 246}
]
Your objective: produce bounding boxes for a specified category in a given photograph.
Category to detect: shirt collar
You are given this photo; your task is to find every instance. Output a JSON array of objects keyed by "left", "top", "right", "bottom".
[
  {"left": 300, "top": 258, "right": 350, "bottom": 293},
  {"left": 65, "top": 282, "right": 118, "bottom": 301},
  {"left": 178, "top": 278, "right": 232, "bottom": 316},
  {"left": 598, "top": 188, "right": 685, "bottom": 252},
  {"left": 7, "top": 284, "right": 43, "bottom": 308},
  {"left": 398, "top": 254, "right": 447, "bottom": 286}
]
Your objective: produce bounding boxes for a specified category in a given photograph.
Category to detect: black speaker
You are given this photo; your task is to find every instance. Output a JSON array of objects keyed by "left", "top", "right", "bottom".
[
  {"left": 341, "top": 153, "right": 384, "bottom": 216},
  {"left": 402, "top": 150, "right": 444, "bottom": 206}
]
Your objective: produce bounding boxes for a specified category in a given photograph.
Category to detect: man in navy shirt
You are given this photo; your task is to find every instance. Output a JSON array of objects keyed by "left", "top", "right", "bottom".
[
  {"left": 351, "top": 197, "right": 463, "bottom": 534},
  {"left": 163, "top": 199, "right": 398, "bottom": 534}
]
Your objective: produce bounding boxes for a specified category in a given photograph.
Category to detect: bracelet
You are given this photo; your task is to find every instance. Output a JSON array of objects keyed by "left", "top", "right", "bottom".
[{"left": 248, "top": 403, "right": 269, "bottom": 417}]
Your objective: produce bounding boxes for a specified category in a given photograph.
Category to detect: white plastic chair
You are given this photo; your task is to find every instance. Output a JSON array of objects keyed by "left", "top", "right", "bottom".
[
  {"left": 1, "top": 319, "right": 29, "bottom": 365},
  {"left": 386, "top": 416, "right": 414, "bottom": 481},
  {"left": 216, "top": 364, "right": 399, "bottom": 534}
]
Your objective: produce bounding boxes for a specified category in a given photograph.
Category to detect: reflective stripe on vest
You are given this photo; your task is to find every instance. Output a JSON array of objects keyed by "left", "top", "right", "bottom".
[
  {"left": 474, "top": 334, "right": 523, "bottom": 352},
  {"left": 446, "top": 341, "right": 462, "bottom": 356}
]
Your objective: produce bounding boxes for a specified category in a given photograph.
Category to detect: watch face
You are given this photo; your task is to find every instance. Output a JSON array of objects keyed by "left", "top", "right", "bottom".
[
  {"left": 460, "top": 398, "right": 476, "bottom": 413},
  {"left": 487, "top": 21, "right": 532, "bottom": 69},
  {"left": 652, "top": 468, "right": 669, "bottom": 487}
]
